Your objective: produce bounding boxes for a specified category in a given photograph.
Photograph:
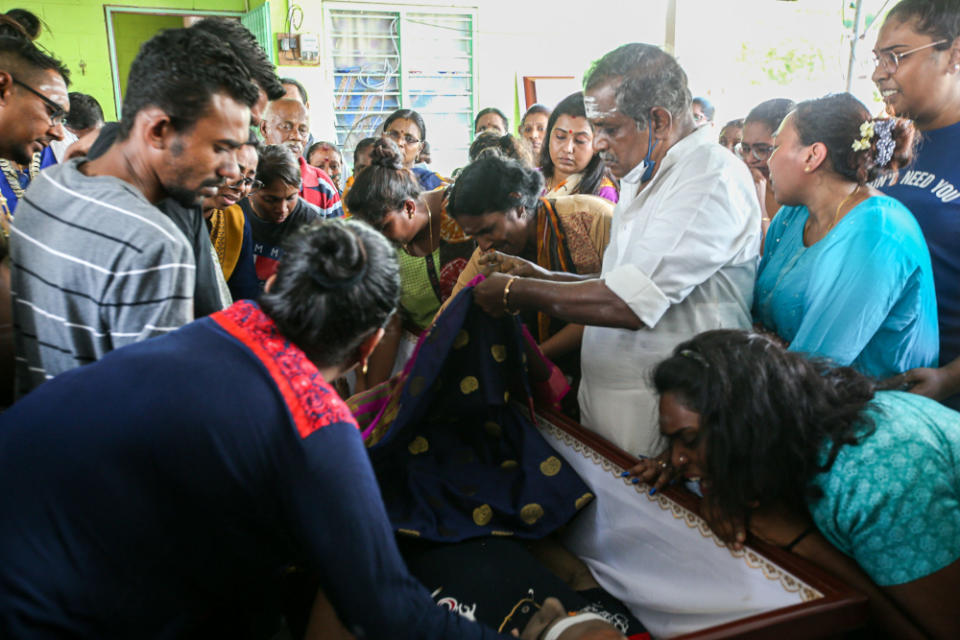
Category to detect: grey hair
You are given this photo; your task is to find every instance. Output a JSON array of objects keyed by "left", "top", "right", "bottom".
[{"left": 583, "top": 42, "right": 691, "bottom": 128}]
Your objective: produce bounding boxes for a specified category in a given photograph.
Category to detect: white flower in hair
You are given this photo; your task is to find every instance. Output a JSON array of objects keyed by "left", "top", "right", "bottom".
[{"left": 852, "top": 120, "right": 875, "bottom": 152}]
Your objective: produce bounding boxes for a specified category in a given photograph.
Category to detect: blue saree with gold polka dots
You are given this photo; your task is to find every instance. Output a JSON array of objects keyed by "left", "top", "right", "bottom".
[{"left": 354, "top": 284, "right": 593, "bottom": 542}]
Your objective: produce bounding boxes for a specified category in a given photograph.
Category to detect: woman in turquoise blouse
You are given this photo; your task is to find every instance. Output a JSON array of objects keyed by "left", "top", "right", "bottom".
[
  {"left": 754, "top": 93, "right": 938, "bottom": 379},
  {"left": 628, "top": 330, "right": 960, "bottom": 638}
]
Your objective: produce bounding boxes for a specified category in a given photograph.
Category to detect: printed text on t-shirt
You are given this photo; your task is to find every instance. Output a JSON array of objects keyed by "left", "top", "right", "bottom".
[{"left": 874, "top": 170, "right": 960, "bottom": 203}]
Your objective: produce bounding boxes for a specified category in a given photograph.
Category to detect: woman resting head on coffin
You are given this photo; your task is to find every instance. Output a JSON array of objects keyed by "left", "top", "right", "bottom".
[
  {"left": 627, "top": 329, "right": 960, "bottom": 639},
  {"left": 444, "top": 153, "right": 612, "bottom": 378}
]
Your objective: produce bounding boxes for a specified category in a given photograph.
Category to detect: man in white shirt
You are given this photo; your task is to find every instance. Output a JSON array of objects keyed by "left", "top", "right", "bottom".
[{"left": 473, "top": 43, "right": 761, "bottom": 455}]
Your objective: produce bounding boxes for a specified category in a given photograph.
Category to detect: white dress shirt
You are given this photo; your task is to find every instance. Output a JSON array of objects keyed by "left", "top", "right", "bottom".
[{"left": 578, "top": 126, "right": 761, "bottom": 455}]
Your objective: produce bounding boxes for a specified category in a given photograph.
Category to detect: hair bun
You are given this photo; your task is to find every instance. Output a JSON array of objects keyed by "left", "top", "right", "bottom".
[
  {"left": 370, "top": 138, "right": 404, "bottom": 170},
  {"left": 0, "top": 14, "right": 31, "bottom": 39},
  {"left": 306, "top": 221, "right": 368, "bottom": 290}
]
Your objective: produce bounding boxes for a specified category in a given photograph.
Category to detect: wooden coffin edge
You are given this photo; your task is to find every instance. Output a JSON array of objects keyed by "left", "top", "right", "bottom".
[{"left": 535, "top": 405, "right": 870, "bottom": 640}]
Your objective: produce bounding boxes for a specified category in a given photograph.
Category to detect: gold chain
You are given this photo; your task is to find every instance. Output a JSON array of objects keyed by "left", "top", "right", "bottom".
[
  {"left": 831, "top": 184, "right": 861, "bottom": 229},
  {"left": 0, "top": 152, "right": 42, "bottom": 201},
  {"left": 0, "top": 193, "right": 11, "bottom": 238}
]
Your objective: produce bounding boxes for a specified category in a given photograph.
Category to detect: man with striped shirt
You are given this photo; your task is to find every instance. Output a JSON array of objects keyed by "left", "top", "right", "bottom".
[{"left": 10, "top": 28, "right": 259, "bottom": 395}]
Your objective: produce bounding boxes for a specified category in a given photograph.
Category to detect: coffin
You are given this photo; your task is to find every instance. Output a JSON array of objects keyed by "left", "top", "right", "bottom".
[{"left": 534, "top": 406, "right": 868, "bottom": 640}]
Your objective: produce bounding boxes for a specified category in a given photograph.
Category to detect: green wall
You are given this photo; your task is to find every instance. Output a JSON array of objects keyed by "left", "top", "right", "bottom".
[
  {"left": 19, "top": 0, "right": 256, "bottom": 121},
  {"left": 113, "top": 13, "right": 184, "bottom": 99}
]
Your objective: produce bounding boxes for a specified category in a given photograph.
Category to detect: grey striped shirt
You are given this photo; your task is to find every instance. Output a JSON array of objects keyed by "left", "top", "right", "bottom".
[{"left": 10, "top": 159, "right": 195, "bottom": 396}]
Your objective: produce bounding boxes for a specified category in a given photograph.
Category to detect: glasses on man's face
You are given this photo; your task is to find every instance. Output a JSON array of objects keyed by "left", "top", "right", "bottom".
[
  {"left": 385, "top": 129, "right": 420, "bottom": 146},
  {"left": 12, "top": 77, "right": 67, "bottom": 127},
  {"left": 277, "top": 121, "right": 309, "bottom": 138},
  {"left": 233, "top": 176, "right": 263, "bottom": 190},
  {"left": 739, "top": 142, "right": 773, "bottom": 162},
  {"left": 872, "top": 39, "right": 948, "bottom": 74}
]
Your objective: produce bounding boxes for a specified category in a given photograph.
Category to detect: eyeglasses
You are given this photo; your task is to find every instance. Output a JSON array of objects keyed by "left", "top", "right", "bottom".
[
  {"left": 246, "top": 178, "right": 268, "bottom": 191},
  {"left": 12, "top": 77, "right": 67, "bottom": 127},
  {"left": 385, "top": 129, "right": 421, "bottom": 146},
  {"left": 234, "top": 176, "right": 264, "bottom": 190},
  {"left": 872, "top": 40, "right": 948, "bottom": 74},
  {"left": 276, "top": 121, "right": 310, "bottom": 138},
  {"left": 738, "top": 142, "right": 773, "bottom": 161}
]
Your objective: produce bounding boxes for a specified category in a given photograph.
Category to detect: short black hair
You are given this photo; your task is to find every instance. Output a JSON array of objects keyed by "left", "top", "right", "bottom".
[
  {"left": 259, "top": 219, "right": 400, "bottom": 367},
  {"left": 0, "top": 34, "right": 70, "bottom": 86},
  {"left": 744, "top": 98, "right": 795, "bottom": 135},
  {"left": 257, "top": 144, "right": 301, "bottom": 188},
  {"left": 447, "top": 154, "right": 543, "bottom": 217},
  {"left": 887, "top": 0, "right": 960, "bottom": 44},
  {"left": 280, "top": 76, "right": 308, "bottom": 104},
  {"left": 119, "top": 28, "right": 259, "bottom": 138},
  {"left": 521, "top": 103, "right": 551, "bottom": 126},
  {"left": 652, "top": 329, "right": 876, "bottom": 521},
  {"left": 65, "top": 92, "right": 103, "bottom": 131},
  {"left": 353, "top": 137, "right": 377, "bottom": 165},
  {"left": 193, "top": 18, "right": 285, "bottom": 101},
  {"left": 475, "top": 107, "right": 509, "bottom": 133}
]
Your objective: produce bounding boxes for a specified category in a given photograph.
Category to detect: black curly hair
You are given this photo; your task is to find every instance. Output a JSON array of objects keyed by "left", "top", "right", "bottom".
[
  {"left": 652, "top": 329, "right": 876, "bottom": 520},
  {"left": 118, "top": 28, "right": 260, "bottom": 139},
  {"left": 194, "top": 18, "right": 285, "bottom": 101},
  {"left": 446, "top": 153, "right": 543, "bottom": 217}
]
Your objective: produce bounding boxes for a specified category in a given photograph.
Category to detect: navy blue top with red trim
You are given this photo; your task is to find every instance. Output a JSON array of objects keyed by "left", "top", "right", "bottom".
[{"left": 0, "top": 301, "right": 503, "bottom": 639}]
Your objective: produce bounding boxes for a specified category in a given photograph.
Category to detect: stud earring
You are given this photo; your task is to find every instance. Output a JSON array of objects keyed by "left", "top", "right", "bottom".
[
  {"left": 804, "top": 167, "right": 811, "bottom": 173},
  {"left": 954, "top": 63, "right": 960, "bottom": 72},
  {"left": 362, "top": 361, "right": 368, "bottom": 375}
]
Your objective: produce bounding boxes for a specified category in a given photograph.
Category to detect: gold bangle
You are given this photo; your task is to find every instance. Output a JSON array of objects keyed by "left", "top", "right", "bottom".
[{"left": 502, "top": 276, "right": 521, "bottom": 315}]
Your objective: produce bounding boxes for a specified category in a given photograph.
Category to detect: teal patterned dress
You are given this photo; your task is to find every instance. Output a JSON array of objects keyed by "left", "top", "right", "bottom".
[{"left": 808, "top": 391, "right": 960, "bottom": 585}]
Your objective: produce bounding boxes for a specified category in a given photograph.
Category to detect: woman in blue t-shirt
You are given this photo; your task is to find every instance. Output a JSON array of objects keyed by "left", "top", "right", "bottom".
[
  {"left": 753, "top": 92, "right": 938, "bottom": 379},
  {"left": 628, "top": 330, "right": 960, "bottom": 639},
  {"left": 871, "top": 0, "right": 960, "bottom": 408}
]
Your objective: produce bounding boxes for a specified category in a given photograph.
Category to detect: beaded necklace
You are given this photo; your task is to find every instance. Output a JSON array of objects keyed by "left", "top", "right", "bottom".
[{"left": 0, "top": 152, "right": 42, "bottom": 201}]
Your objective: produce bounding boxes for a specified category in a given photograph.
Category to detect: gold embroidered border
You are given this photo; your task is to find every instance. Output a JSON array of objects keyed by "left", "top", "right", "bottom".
[{"left": 535, "top": 417, "right": 823, "bottom": 602}]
